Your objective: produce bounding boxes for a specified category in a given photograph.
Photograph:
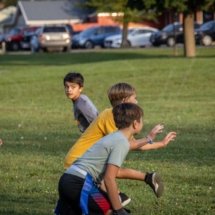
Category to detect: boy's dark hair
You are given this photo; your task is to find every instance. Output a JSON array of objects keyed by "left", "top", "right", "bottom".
[
  {"left": 63, "top": 72, "right": 84, "bottom": 87},
  {"left": 113, "top": 103, "right": 143, "bottom": 129},
  {"left": 107, "top": 83, "right": 136, "bottom": 107}
]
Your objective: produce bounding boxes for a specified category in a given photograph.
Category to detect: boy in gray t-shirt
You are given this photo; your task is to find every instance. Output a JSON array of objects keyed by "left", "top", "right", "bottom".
[
  {"left": 57, "top": 103, "right": 176, "bottom": 215},
  {"left": 64, "top": 72, "right": 98, "bottom": 132}
]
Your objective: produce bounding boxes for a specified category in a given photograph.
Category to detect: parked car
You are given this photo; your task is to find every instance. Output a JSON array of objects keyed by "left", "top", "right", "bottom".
[
  {"left": 30, "top": 25, "right": 71, "bottom": 52},
  {"left": 0, "top": 33, "right": 5, "bottom": 49},
  {"left": 20, "top": 27, "right": 40, "bottom": 50},
  {"left": 4, "top": 27, "right": 22, "bottom": 51},
  {"left": 4, "top": 27, "right": 38, "bottom": 51},
  {"left": 150, "top": 22, "right": 201, "bottom": 47},
  {"left": 104, "top": 27, "right": 158, "bottom": 48},
  {"left": 195, "top": 20, "right": 215, "bottom": 46},
  {"left": 72, "top": 25, "right": 121, "bottom": 49}
]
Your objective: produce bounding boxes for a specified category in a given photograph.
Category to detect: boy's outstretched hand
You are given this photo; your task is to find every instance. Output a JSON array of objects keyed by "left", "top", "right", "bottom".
[
  {"left": 148, "top": 124, "right": 164, "bottom": 140},
  {"left": 162, "top": 132, "right": 177, "bottom": 146}
]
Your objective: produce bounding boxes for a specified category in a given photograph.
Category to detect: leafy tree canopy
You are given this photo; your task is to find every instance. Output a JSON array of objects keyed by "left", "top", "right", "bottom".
[
  {"left": 0, "top": 0, "right": 17, "bottom": 7},
  {"left": 85, "top": 0, "right": 158, "bottom": 23},
  {"left": 155, "top": 0, "right": 215, "bottom": 13}
]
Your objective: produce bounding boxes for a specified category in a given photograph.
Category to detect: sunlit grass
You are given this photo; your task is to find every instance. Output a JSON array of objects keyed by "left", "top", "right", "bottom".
[{"left": 0, "top": 48, "right": 215, "bottom": 215}]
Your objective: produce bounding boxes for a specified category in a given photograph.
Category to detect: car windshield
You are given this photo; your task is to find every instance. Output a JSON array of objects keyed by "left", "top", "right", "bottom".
[
  {"left": 8, "top": 28, "right": 21, "bottom": 35},
  {"left": 128, "top": 29, "right": 137, "bottom": 34},
  {"left": 200, "top": 21, "right": 214, "bottom": 31},
  {"left": 162, "top": 24, "right": 180, "bottom": 32},
  {"left": 79, "top": 28, "right": 97, "bottom": 37},
  {"left": 44, "top": 27, "right": 67, "bottom": 33}
]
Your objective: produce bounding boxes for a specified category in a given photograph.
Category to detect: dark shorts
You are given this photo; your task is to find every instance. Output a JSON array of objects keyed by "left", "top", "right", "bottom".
[{"left": 58, "top": 173, "right": 111, "bottom": 215}]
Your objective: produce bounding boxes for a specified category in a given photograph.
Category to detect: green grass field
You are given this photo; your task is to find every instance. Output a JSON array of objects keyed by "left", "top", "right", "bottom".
[{"left": 0, "top": 48, "right": 215, "bottom": 215}]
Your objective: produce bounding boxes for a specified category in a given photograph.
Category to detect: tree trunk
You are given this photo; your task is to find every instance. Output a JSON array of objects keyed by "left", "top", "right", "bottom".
[
  {"left": 121, "top": 18, "right": 129, "bottom": 48},
  {"left": 183, "top": 12, "right": 196, "bottom": 57}
]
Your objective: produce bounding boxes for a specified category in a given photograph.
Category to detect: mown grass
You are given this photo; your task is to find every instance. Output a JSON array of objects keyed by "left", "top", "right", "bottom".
[{"left": 0, "top": 48, "right": 215, "bottom": 215}]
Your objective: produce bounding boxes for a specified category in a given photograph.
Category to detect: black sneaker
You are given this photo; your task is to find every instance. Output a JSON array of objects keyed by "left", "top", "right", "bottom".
[
  {"left": 119, "top": 192, "right": 131, "bottom": 207},
  {"left": 145, "top": 172, "right": 164, "bottom": 198}
]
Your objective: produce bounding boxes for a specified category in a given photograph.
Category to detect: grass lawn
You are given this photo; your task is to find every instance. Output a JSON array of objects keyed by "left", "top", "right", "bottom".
[{"left": 0, "top": 48, "right": 215, "bottom": 215}]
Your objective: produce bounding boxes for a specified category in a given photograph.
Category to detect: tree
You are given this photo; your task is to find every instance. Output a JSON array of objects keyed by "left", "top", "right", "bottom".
[
  {"left": 85, "top": 0, "right": 215, "bottom": 57},
  {"left": 85, "top": 0, "right": 156, "bottom": 47},
  {"left": 0, "top": 0, "right": 17, "bottom": 7},
  {"left": 154, "top": 0, "right": 215, "bottom": 57}
]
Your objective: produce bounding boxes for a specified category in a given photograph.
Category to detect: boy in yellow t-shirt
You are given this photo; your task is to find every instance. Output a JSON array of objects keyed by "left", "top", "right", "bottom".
[
  {"left": 65, "top": 82, "right": 138, "bottom": 167},
  {"left": 64, "top": 83, "right": 170, "bottom": 200}
]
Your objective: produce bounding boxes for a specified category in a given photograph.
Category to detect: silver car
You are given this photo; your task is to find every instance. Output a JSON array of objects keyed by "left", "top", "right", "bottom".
[
  {"left": 30, "top": 25, "right": 71, "bottom": 52},
  {"left": 104, "top": 27, "right": 158, "bottom": 48}
]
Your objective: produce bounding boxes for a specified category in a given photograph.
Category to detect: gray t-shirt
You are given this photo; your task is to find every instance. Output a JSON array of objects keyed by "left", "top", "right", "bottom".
[
  {"left": 73, "top": 94, "right": 98, "bottom": 132},
  {"left": 66, "top": 131, "right": 130, "bottom": 183}
]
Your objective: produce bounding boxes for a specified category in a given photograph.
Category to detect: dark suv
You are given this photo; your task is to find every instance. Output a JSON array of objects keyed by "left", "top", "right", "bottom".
[
  {"left": 72, "top": 25, "right": 121, "bottom": 49},
  {"left": 195, "top": 20, "right": 215, "bottom": 46},
  {"left": 150, "top": 22, "right": 201, "bottom": 47}
]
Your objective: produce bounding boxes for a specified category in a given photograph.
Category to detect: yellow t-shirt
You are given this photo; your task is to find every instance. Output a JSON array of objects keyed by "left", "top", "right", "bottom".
[{"left": 64, "top": 108, "right": 117, "bottom": 168}]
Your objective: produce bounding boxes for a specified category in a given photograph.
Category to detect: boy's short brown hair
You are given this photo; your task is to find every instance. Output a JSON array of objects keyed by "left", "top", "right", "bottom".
[
  {"left": 113, "top": 103, "right": 143, "bottom": 129},
  {"left": 63, "top": 72, "right": 84, "bottom": 87},
  {"left": 107, "top": 83, "right": 136, "bottom": 107}
]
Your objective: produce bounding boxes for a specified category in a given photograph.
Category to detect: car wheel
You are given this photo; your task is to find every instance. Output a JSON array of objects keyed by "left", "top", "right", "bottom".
[
  {"left": 11, "top": 42, "right": 20, "bottom": 51},
  {"left": 201, "top": 35, "right": 212, "bottom": 46},
  {"left": 84, "top": 41, "right": 94, "bottom": 49},
  {"left": 63, "top": 46, "right": 70, "bottom": 52},
  {"left": 167, "top": 37, "right": 176, "bottom": 47}
]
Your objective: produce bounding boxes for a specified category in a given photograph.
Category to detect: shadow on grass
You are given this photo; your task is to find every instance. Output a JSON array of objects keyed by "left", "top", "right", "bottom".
[
  {"left": 1, "top": 124, "right": 214, "bottom": 166},
  {"left": 0, "top": 129, "right": 79, "bottom": 156},
  {"left": 0, "top": 49, "right": 214, "bottom": 66},
  {"left": 0, "top": 193, "right": 54, "bottom": 215},
  {"left": 0, "top": 51, "right": 174, "bottom": 66}
]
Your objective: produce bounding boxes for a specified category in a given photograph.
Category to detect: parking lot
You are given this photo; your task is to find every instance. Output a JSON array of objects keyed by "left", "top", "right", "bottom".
[{"left": 1, "top": 20, "right": 215, "bottom": 55}]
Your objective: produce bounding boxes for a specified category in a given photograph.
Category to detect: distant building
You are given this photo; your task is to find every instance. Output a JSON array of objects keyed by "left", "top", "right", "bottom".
[
  {"left": 3, "top": 0, "right": 93, "bottom": 32},
  {"left": 0, "top": 6, "right": 16, "bottom": 33}
]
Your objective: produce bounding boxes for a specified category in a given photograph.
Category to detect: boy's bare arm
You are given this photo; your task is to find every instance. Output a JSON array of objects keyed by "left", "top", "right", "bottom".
[
  {"left": 104, "top": 164, "right": 122, "bottom": 210},
  {"left": 130, "top": 124, "right": 164, "bottom": 150},
  {"left": 139, "top": 131, "right": 177, "bottom": 151},
  {"left": 129, "top": 137, "right": 148, "bottom": 150}
]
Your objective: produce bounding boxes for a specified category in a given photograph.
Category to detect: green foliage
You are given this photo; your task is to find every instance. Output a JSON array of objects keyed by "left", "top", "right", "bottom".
[
  {"left": 86, "top": 0, "right": 156, "bottom": 22},
  {"left": 156, "top": 0, "right": 215, "bottom": 13},
  {"left": 203, "top": 0, "right": 215, "bottom": 11},
  {"left": 85, "top": 0, "right": 214, "bottom": 21},
  {"left": 0, "top": 0, "right": 17, "bottom": 7},
  {"left": 0, "top": 48, "right": 215, "bottom": 215}
]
